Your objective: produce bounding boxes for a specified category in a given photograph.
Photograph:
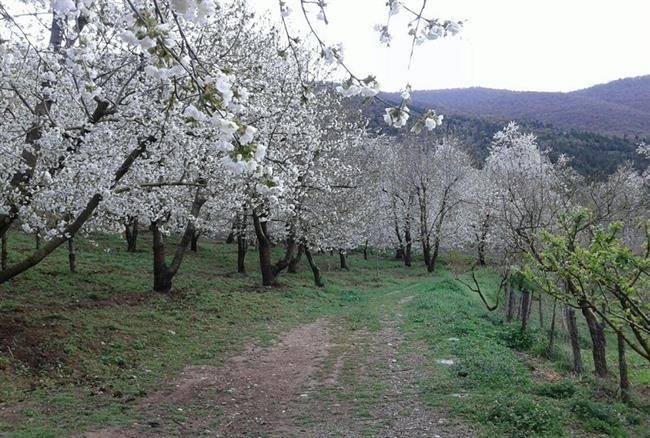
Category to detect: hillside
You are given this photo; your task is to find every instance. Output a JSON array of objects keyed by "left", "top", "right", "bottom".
[
  {"left": 382, "top": 76, "right": 650, "bottom": 139},
  {"left": 358, "top": 99, "right": 647, "bottom": 178}
]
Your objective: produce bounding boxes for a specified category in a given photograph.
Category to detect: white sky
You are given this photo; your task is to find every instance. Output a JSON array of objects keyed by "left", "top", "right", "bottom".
[{"left": 255, "top": 0, "right": 650, "bottom": 92}]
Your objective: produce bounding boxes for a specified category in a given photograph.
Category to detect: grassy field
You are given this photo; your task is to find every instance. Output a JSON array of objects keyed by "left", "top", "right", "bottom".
[{"left": 0, "top": 232, "right": 648, "bottom": 437}]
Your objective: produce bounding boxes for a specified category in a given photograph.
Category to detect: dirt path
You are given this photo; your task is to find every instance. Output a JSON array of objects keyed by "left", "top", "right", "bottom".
[
  {"left": 87, "top": 291, "right": 473, "bottom": 437},
  {"left": 290, "top": 295, "right": 474, "bottom": 437},
  {"left": 86, "top": 319, "right": 332, "bottom": 437}
]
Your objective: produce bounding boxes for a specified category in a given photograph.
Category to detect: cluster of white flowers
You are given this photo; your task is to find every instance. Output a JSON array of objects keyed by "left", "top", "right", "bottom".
[
  {"left": 384, "top": 107, "right": 410, "bottom": 128},
  {"left": 374, "top": 25, "right": 392, "bottom": 45},
  {"left": 51, "top": 0, "right": 76, "bottom": 15},
  {"left": 424, "top": 112, "right": 444, "bottom": 130},
  {"left": 169, "top": 0, "right": 215, "bottom": 22},
  {"left": 388, "top": 0, "right": 401, "bottom": 16},
  {"left": 336, "top": 82, "right": 379, "bottom": 98},
  {"left": 280, "top": 1, "right": 292, "bottom": 17},
  {"left": 321, "top": 44, "right": 343, "bottom": 65}
]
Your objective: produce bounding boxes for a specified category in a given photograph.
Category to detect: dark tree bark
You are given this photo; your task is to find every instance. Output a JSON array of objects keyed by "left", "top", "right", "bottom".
[
  {"left": 520, "top": 289, "right": 531, "bottom": 331},
  {"left": 225, "top": 231, "right": 235, "bottom": 244},
  {"left": 403, "top": 219, "right": 412, "bottom": 267},
  {"left": 546, "top": 298, "right": 558, "bottom": 357},
  {"left": 506, "top": 283, "right": 516, "bottom": 323},
  {"left": 252, "top": 214, "right": 275, "bottom": 285},
  {"left": 251, "top": 213, "right": 295, "bottom": 286},
  {"left": 124, "top": 217, "right": 138, "bottom": 253},
  {"left": 190, "top": 231, "right": 200, "bottom": 252},
  {"left": 237, "top": 234, "right": 247, "bottom": 274},
  {"left": 151, "top": 222, "right": 172, "bottom": 293},
  {"left": 150, "top": 191, "right": 206, "bottom": 293},
  {"left": 392, "top": 198, "right": 405, "bottom": 260},
  {"left": 363, "top": 240, "right": 368, "bottom": 260},
  {"left": 288, "top": 245, "right": 303, "bottom": 273},
  {"left": 1, "top": 233, "right": 7, "bottom": 271},
  {"left": 565, "top": 306, "right": 583, "bottom": 374},
  {"left": 339, "top": 250, "right": 349, "bottom": 271},
  {"left": 235, "top": 211, "right": 248, "bottom": 274},
  {"left": 617, "top": 332, "right": 631, "bottom": 403},
  {"left": 538, "top": 294, "right": 544, "bottom": 328},
  {"left": 580, "top": 300, "right": 609, "bottom": 378},
  {"left": 477, "top": 240, "right": 486, "bottom": 266},
  {"left": 417, "top": 186, "right": 432, "bottom": 271},
  {"left": 304, "top": 246, "right": 324, "bottom": 287},
  {"left": 35, "top": 232, "right": 40, "bottom": 250},
  {"left": 422, "top": 242, "right": 432, "bottom": 271},
  {"left": 426, "top": 183, "right": 452, "bottom": 274},
  {"left": 68, "top": 237, "right": 76, "bottom": 273},
  {"left": 428, "top": 236, "right": 441, "bottom": 272},
  {"left": 476, "top": 213, "right": 490, "bottom": 266}
]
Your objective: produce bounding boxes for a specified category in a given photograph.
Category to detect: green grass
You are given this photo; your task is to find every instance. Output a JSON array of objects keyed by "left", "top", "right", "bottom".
[
  {"left": 0, "top": 232, "right": 648, "bottom": 437},
  {"left": 400, "top": 268, "right": 649, "bottom": 437}
]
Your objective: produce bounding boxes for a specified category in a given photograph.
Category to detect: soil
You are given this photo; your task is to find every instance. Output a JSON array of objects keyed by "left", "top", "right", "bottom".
[{"left": 84, "top": 291, "right": 474, "bottom": 437}]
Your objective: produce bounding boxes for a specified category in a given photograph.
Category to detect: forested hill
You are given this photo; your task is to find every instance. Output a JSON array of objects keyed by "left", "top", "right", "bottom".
[
  {"left": 420, "top": 114, "right": 646, "bottom": 177},
  {"left": 381, "top": 75, "right": 650, "bottom": 138},
  {"left": 356, "top": 77, "right": 650, "bottom": 177}
]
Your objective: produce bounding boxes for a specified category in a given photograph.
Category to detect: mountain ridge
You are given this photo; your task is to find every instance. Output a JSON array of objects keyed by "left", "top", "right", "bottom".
[{"left": 381, "top": 75, "right": 650, "bottom": 138}]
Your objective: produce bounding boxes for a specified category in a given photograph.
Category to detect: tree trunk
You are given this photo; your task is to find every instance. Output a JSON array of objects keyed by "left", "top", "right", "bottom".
[
  {"left": 580, "top": 301, "right": 608, "bottom": 378},
  {"left": 428, "top": 236, "right": 440, "bottom": 273},
  {"left": 304, "top": 246, "right": 324, "bottom": 287},
  {"left": 363, "top": 240, "right": 368, "bottom": 260},
  {"left": 403, "top": 225, "right": 412, "bottom": 267},
  {"left": 417, "top": 185, "right": 430, "bottom": 271},
  {"left": 124, "top": 217, "right": 138, "bottom": 253},
  {"left": 422, "top": 242, "right": 432, "bottom": 271},
  {"left": 520, "top": 289, "right": 531, "bottom": 331},
  {"left": 476, "top": 215, "right": 490, "bottom": 266},
  {"left": 1, "top": 233, "right": 7, "bottom": 271},
  {"left": 251, "top": 213, "right": 295, "bottom": 286},
  {"left": 565, "top": 306, "right": 583, "bottom": 374},
  {"left": 428, "top": 189, "right": 448, "bottom": 273},
  {"left": 256, "top": 225, "right": 275, "bottom": 286},
  {"left": 339, "top": 250, "right": 349, "bottom": 271},
  {"left": 150, "top": 191, "right": 206, "bottom": 293},
  {"left": 617, "top": 332, "right": 631, "bottom": 403},
  {"left": 546, "top": 298, "right": 558, "bottom": 357},
  {"left": 226, "top": 231, "right": 235, "bottom": 244},
  {"left": 151, "top": 222, "right": 172, "bottom": 293},
  {"left": 477, "top": 241, "right": 486, "bottom": 266},
  {"left": 538, "top": 294, "right": 544, "bottom": 328},
  {"left": 393, "top": 200, "right": 404, "bottom": 260},
  {"left": 288, "top": 245, "right": 303, "bottom": 273},
  {"left": 68, "top": 237, "right": 76, "bottom": 273},
  {"left": 237, "top": 234, "right": 247, "bottom": 274},
  {"left": 190, "top": 231, "right": 199, "bottom": 252},
  {"left": 506, "top": 283, "right": 516, "bottom": 323},
  {"left": 35, "top": 232, "right": 40, "bottom": 250}
]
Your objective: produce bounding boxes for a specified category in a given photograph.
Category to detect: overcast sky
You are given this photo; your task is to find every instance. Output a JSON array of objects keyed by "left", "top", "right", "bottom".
[{"left": 255, "top": 0, "right": 650, "bottom": 92}]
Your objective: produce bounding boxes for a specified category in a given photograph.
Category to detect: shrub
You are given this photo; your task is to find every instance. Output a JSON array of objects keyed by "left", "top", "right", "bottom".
[
  {"left": 499, "top": 326, "right": 534, "bottom": 351},
  {"left": 534, "top": 381, "right": 577, "bottom": 399},
  {"left": 434, "top": 278, "right": 463, "bottom": 293},
  {"left": 570, "top": 399, "right": 623, "bottom": 435},
  {"left": 484, "top": 394, "right": 563, "bottom": 436}
]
